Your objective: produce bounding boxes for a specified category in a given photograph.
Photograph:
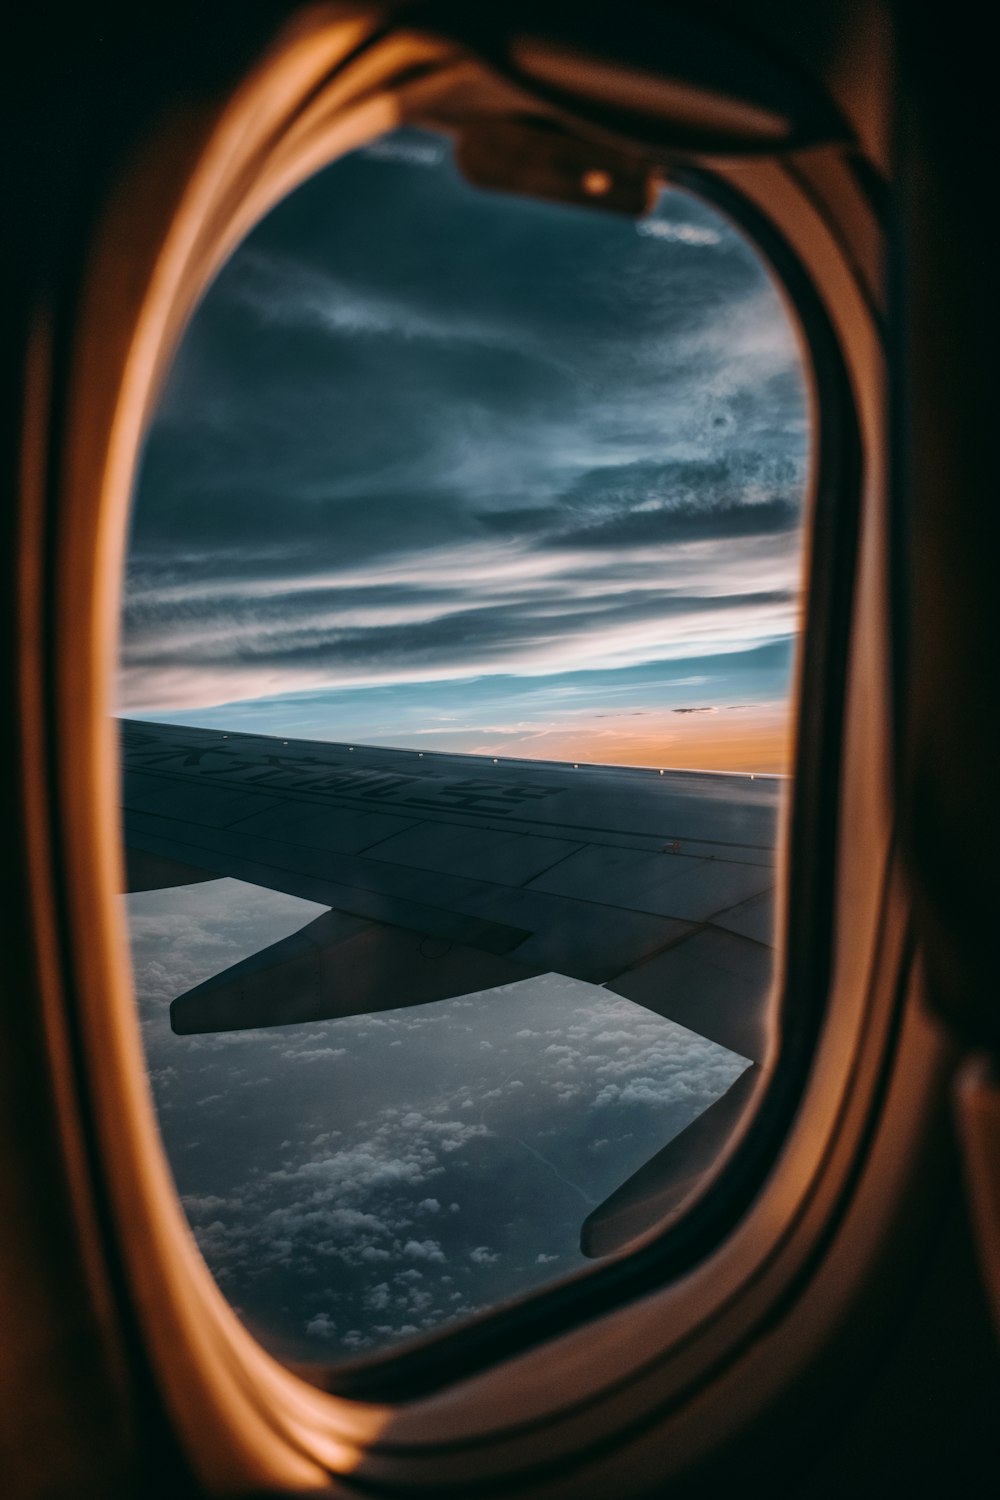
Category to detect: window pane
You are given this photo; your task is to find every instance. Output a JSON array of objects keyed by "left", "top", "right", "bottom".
[{"left": 120, "top": 128, "right": 809, "bottom": 1369}]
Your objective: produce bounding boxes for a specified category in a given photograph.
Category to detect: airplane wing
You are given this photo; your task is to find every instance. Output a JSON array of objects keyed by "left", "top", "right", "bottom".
[{"left": 120, "top": 718, "right": 779, "bottom": 1063}]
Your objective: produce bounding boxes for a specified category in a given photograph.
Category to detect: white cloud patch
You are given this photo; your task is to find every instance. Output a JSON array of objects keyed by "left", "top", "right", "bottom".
[
  {"left": 636, "top": 219, "right": 723, "bottom": 247},
  {"left": 403, "top": 1238, "right": 446, "bottom": 1263}
]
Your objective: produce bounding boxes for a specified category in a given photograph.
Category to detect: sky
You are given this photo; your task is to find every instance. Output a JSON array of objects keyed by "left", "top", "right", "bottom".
[
  {"left": 120, "top": 128, "right": 809, "bottom": 772},
  {"left": 120, "top": 127, "right": 803, "bottom": 1370}
]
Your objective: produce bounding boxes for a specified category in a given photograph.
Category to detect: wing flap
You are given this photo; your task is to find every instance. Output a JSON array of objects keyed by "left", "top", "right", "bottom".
[
  {"left": 170, "top": 908, "right": 539, "bottom": 1034},
  {"left": 580, "top": 1062, "right": 761, "bottom": 1258},
  {"left": 604, "top": 926, "right": 773, "bottom": 1063}
]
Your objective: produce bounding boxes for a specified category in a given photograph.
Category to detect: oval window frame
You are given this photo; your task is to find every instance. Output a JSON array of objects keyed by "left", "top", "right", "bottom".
[{"left": 25, "top": 9, "right": 938, "bottom": 1492}]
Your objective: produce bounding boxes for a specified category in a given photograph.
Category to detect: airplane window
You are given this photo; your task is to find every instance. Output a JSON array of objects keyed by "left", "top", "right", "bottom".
[{"left": 119, "top": 128, "right": 809, "bottom": 1373}]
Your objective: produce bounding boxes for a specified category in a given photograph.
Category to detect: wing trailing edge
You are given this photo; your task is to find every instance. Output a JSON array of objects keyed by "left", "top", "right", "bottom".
[
  {"left": 123, "top": 847, "right": 222, "bottom": 894},
  {"left": 169, "top": 907, "right": 540, "bottom": 1034}
]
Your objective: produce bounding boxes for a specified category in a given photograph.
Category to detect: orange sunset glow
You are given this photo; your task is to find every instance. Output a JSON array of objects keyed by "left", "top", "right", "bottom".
[{"left": 474, "top": 701, "right": 793, "bottom": 774}]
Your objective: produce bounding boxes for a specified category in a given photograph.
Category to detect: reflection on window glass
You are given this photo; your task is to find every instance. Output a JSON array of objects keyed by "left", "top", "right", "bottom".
[{"left": 120, "top": 128, "right": 809, "bottom": 1368}]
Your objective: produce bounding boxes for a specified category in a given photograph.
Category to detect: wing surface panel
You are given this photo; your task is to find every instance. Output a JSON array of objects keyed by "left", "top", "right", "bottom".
[{"left": 122, "top": 720, "right": 779, "bottom": 856}]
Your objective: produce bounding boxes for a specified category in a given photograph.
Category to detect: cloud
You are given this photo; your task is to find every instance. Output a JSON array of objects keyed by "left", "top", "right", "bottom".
[
  {"left": 636, "top": 219, "right": 722, "bottom": 246},
  {"left": 118, "top": 563, "right": 800, "bottom": 714},
  {"left": 280, "top": 1045, "right": 346, "bottom": 1062},
  {"left": 361, "top": 138, "right": 446, "bottom": 168},
  {"left": 305, "top": 1313, "right": 337, "bottom": 1338},
  {"left": 182, "top": 1193, "right": 236, "bottom": 1217},
  {"left": 403, "top": 1238, "right": 446, "bottom": 1263}
]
